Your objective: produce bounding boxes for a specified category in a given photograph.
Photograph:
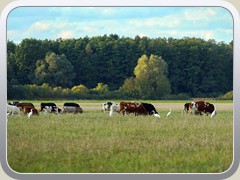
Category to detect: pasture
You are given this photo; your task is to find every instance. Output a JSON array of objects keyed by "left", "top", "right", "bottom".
[{"left": 7, "top": 100, "right": 233, "bottom": 173}]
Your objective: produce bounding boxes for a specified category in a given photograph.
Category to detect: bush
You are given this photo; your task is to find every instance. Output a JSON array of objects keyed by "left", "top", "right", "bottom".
[{"left": 219, "top": 91, "right": 233, "bottom": 100}]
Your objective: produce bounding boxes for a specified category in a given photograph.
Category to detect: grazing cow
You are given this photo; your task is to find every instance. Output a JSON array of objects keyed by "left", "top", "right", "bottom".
[
  {"left": 40, "top": 103, "right": 56, "bottom": 111},
  {"left": 191, "top": 101, "right": 217, "bottom": 117},
  {"left": 16, "top": 103, "right": 35, "bottom": 111},
  {"left": 41, "top": 102, "right": 62, "bottom": 114},
  {"left": 118, "top": 102, "right": 148, "bottom": 116},
  {"left": 63, "top": 102, "right": 83, "bottom": 113},
  {"left": 102, "top": 102, "right": 113, "bottom": 112},
  {"left": 23, "top": 106, "right": 39, "bottom": 116},
  {"left": 7, "top": 104, "right": 21, "bottom": 115},
  {"left": 109, "top": 103, "right": 119, "bottom": 117}
]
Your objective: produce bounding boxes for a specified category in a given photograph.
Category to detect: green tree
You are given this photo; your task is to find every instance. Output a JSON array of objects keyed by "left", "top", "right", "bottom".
[
  {"left": 92, "top": 83, "right": 109, "bottom": 93},
  {"left": 35, "top": 52, "right": 75, "bottom": 87},
  {"left": 71, "top": 84, "right": 89, "bottom": 94},
  {"left": 134, "top": 54, "right": 171, "bottom": 99}
]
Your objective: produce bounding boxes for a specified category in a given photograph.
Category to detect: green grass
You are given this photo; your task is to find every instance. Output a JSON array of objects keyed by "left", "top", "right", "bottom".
[{"left": 7, "top": 103, "right": 233, "bottom": 173}]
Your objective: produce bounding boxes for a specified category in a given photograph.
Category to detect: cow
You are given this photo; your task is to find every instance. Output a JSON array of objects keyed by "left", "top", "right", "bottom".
[
  {"left": 183, "top": 102, "right": 193, "bottom": 114},
  {"left": 40, "top": 102, "right": 62, "bottom": 114},
  {"left": 102, "top": 102, "right": 113, "bottom": 112},
  {"left": 40, "top": 102, "right": 57, "bottom": 111},
  {"left": 191, "top": 101, "right": 217, "bottom": 117},
  {"left": 118, "top": 102, "right": 148, "bottom": 116},
  {"left": 109, "top": 103, "right": 119, "bottom": 117},
  {"left": 7, "top": 104, "right": 21, "bottom": 115},
  {"left": 23, "top": 106, "right": 39, "bottom": 116},
  {"left": 16, "top": 103, "right": 35, "bottom": 111},
  {"left": 63, "top": 102, "right": 83, "bottom": 114}
]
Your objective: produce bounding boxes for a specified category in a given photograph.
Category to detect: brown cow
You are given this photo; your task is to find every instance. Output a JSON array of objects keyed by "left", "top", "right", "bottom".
[
  {"left": 23, "top": 106, "right": 39, "bottom": 116},
  {"left": 16, "top": 103, "right": 39, "bottom": 116},
  {"left": 183, "top": 102, "right": 192, "bottom": 114}
]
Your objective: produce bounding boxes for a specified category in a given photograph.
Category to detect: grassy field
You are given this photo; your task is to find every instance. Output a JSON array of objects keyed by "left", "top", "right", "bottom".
[{"left": 7, "top": 100, "right": 233, "bottom": 173}]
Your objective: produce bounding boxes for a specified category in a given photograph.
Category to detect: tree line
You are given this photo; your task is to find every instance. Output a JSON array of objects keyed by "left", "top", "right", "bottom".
[{"left": 7, "top": 35, "right": 233, "bottom": 100}]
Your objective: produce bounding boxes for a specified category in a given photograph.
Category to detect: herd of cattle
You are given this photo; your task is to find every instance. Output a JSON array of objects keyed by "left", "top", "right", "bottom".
[
  {"left": 103, "top": 100, "right": 217, "bottom": 118},
  {"left": 6, "top": 100, "right": 217, "bottom": 118},
  {"left": 7, "top": 102, "right": 83, "bottom": 118}
]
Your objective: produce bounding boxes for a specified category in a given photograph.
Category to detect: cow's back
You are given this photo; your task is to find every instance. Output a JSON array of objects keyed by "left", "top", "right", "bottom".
[
  {"left": 16, "top": 103, "right": 35, "bottom": 110},
  {"left": 63, "top": 102, "right": 80, "bottom": 107}
]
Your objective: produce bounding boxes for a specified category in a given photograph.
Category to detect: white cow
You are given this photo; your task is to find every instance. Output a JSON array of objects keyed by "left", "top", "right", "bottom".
[
  {"left": 7, "top": 104, "right": 21, "bottom": 115},
  {"left": 109, "top": 103, "right": 119, "bottom": 117}
]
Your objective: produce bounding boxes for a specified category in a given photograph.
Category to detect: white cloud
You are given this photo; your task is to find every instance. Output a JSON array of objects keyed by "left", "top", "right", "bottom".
[
  {"left": 30, "top": 22, "right": 49, "bottom": 31},
  {"left": 129, "top": 15, "right": 180, "bottom": 28},
  {"left": 183, "top": 8, "right": 218, "bottom": 22},
  {"left": 57, "top": 31, "right": 75, "bottom": 39}
]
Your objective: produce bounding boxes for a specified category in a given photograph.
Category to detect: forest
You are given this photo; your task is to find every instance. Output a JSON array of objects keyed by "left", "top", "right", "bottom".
[{"left": 7, "top": 35, "right": 233, "bottom": 100}]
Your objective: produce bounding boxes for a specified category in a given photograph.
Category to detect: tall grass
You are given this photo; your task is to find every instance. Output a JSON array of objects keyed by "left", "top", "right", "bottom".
[{"left": 7, "top": 107, "right": 233, "bottom": 173}]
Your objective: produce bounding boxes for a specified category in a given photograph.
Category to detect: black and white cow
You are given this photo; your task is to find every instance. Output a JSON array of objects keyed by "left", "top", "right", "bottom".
[
  {"left": 102, "top": 102, "right": 113, "bottom": 112},
  {"left": 41, "top": 102, "right": 62, "bottom": 114}
]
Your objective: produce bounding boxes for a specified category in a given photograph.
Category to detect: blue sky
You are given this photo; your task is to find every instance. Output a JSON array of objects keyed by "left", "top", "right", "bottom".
[{"left": 7, "top": 7, "right": 233, "bottom": 43}]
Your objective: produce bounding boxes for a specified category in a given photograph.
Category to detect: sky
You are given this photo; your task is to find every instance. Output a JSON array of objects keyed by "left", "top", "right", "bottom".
[{"left": 7, "top": 7, "right": 233, "bottom": 43}]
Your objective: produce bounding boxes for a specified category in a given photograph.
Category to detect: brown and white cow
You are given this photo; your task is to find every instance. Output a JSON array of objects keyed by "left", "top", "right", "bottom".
[
  {"left": 191, "top": 101, "right": 216, "bottom": 117},
  {"left": 118, "top": 102, "right": 148, "bottom": 116}
]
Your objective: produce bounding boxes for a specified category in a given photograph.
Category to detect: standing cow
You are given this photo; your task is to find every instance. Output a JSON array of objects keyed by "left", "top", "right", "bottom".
[
  {"left": 118, "top": 102, "right": 148, "bottom": 116},
  {"left": 183, "top": 102, "right": 192, "bottom": 114},
  {"left": 102, "top": 102, "right": 113, "bottom": 112},
  {"left": 63, "top": 102, "right": 83, "bottom": 114}
]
